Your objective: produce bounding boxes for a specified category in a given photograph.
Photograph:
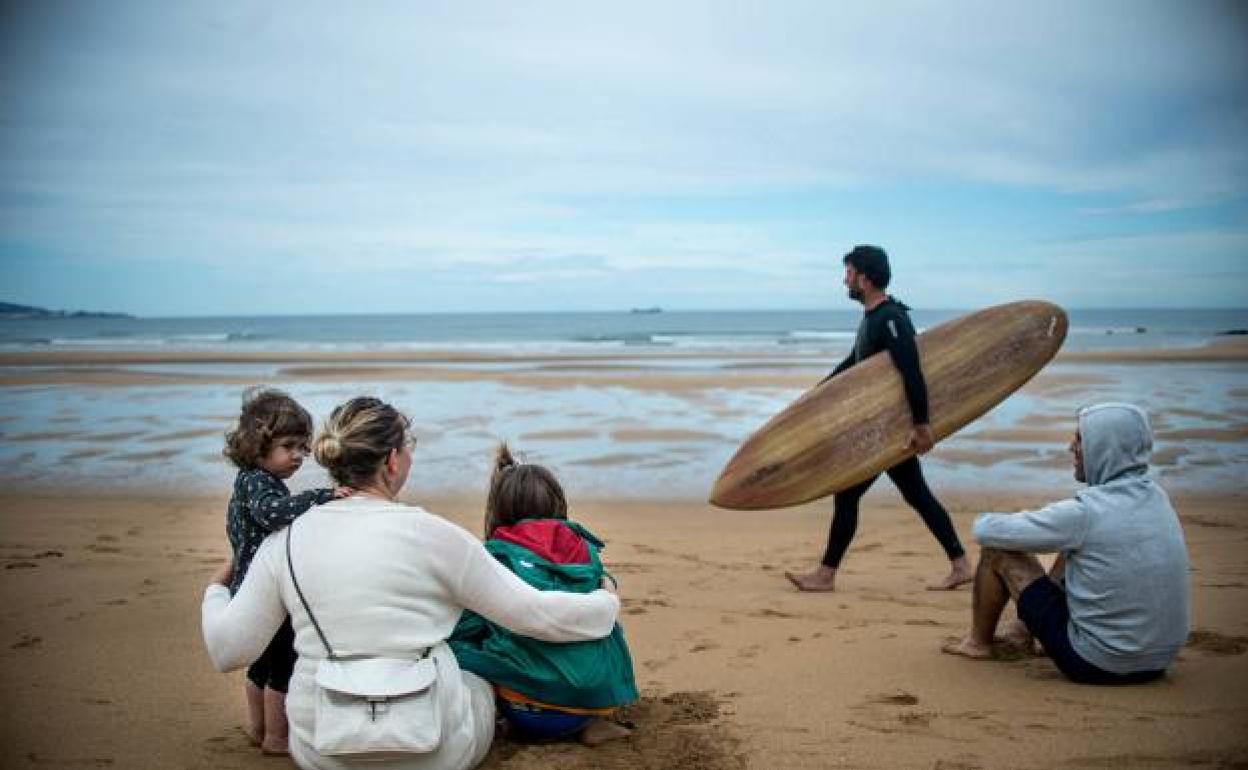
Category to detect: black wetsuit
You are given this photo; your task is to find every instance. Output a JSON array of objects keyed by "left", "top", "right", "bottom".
[{"left": 820, "top": 297, "right": 964, "bottom": 568}]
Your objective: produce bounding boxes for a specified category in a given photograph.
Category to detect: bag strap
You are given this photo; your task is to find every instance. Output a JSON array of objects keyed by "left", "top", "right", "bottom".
[{"left": 285, "top": 522, "right": 337, "bottom": 660}]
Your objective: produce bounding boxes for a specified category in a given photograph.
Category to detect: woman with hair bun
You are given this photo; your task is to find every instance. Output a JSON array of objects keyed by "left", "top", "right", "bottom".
[{"left": 201, "top": 397, "right": 621, "bottom": 770}]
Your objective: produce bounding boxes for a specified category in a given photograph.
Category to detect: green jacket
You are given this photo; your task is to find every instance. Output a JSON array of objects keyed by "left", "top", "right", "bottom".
[{"left": 448, "top": 519, "right": 638, "bottom": 709}]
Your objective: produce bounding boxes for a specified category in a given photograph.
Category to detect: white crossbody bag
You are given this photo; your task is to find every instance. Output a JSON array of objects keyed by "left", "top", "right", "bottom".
[{"left": 286, "top": 523, "right": 443, "bottom": 757}]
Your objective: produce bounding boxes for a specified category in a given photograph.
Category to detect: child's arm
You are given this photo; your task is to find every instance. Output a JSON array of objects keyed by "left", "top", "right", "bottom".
[{"left": 243, "top": 471, "right": 334, "bottom": 532}]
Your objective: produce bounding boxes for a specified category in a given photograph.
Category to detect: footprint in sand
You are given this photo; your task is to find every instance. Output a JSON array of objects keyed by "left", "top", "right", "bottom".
[
  {"left": 86, "top": 544, "right": 122, "bottom": 554},
  {"left": 5, "top": 561, "right": 37, "bottom": 570},
  {"left": 1186, "top": 628, "right": 1248, "bottom": 655},
  {"left": 871, "top": 690, "right": 920, "bottom": 706},
  {"left": 11, "top": 634, "right": 42, "bottom": 650},
  {"left": 747, "top": 608, "right": 799, "bottom": 619},
  {"left": 898, "top": 712, "right": 933, "bottom": 727}
]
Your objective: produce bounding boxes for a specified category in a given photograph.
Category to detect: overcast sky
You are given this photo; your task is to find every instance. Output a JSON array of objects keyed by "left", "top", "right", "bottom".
[{"left": 2, "top": 1, "right": 1246, "bottom": 315}]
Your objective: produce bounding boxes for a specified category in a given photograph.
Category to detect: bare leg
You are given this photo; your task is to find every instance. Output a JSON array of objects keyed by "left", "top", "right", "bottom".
[
  {"left": 260, "top": 687, "right": 290, "bottom": 755},
  {"left": 927, "top": 554, "right": 975, "bottom": 591},
  {"left": 999, "top": 553, "right": 1066, "bottom": 651},
  {"left": 1049, "top": 553, "right": 1067, "bottom": 583},
  {"left": 942, "top": 548, "right": 1045, "bottom": 660},
  {"left": 243, "top": 680, "right": 265, "bottom": 746},
  {"left": 580, "top": 717, "right": 632, "bottom": 746},
  {"left": 785, "top": 565, "right": 837, "bottom": 592}
]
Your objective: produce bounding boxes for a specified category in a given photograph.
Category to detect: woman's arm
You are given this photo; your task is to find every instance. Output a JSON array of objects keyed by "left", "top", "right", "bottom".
[
  {"left": 201, "top": 536, "right": 288, "bottom": 672},
  {"left": 440, "top": 522, "right": 619, "bottom": 642}
]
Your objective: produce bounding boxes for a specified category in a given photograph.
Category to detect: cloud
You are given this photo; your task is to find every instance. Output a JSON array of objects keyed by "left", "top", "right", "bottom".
[{"left": 1, "top": 1, "right": 1246, "bottom": 312}]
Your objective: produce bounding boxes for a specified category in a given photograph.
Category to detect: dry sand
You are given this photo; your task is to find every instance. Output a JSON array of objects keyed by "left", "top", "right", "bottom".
[{"left": 2, "top": 490, "right": 1246, "bottom": 770}]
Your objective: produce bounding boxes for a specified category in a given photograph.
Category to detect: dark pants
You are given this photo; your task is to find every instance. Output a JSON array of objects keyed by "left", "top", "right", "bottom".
[
  {"left": 246, "top": 616, "right": 296, "bottom": 693},
  {"left": 1019, "top": 577, "right": 1165, "bottom": 685},
  {"left": 821, "top": 456, "right": 965, "bottom": 568}
]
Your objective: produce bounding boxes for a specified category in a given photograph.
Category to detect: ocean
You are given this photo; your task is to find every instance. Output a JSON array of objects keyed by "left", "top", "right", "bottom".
[{"left": 2, "top": 307, "right": 1246, "bottom": 354}]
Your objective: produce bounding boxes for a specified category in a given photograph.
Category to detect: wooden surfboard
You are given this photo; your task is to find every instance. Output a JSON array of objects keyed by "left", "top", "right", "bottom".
[{"left": 709, "top": 300, "right": 1068, "bottom": 510}]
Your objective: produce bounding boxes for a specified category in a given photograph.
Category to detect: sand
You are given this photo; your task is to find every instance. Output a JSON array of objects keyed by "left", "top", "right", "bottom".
[
  {"left": 2, "top": 339, "right": 1246, "bottom": 769},
  {"left": 2, "top": 490, "right": 1246, "bottom": 770}
]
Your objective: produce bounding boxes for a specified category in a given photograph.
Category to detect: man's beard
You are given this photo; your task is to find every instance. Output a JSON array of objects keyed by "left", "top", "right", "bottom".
[{"left": 847, "top": 286, "right": 864, "bottom": 301}]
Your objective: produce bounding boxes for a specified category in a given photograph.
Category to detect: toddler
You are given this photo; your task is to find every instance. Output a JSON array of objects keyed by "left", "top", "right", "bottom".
[{"left": 222, "top": 387, "right": 348, "bottom": 755}]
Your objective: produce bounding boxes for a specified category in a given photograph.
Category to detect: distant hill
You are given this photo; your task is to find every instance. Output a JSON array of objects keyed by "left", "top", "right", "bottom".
[{"left": 0, "top": 301, "right": 133, "bottom": 319}]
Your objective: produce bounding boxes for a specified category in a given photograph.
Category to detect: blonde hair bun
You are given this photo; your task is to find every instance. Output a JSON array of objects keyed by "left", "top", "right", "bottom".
[{"left": 314, "top": 432, "right": 344, "bottom": 464}]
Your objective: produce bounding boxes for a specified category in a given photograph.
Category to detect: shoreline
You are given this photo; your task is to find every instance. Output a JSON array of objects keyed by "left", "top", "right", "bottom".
[
  {"left": 1, "top": 335, "right": 1246, "bottom": 366},
  {"left": 1, "top": 340, "right": 1245, "bottom": 390}
]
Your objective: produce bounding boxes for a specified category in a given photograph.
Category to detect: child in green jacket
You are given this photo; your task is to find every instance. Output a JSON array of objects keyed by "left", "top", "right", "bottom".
[{"left": 449, "top": 444, "right": 637, "bottom": 745}]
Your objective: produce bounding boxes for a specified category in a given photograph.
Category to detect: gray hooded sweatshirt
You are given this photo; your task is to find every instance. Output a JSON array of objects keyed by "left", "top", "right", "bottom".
[{"left": 972, "top": 403, "right": 1190, "bottom": 674}]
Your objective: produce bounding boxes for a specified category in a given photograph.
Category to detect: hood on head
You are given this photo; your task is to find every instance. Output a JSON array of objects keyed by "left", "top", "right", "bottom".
[{"left": 1077, "top": 403, "right": 1153, "bottom": 485}]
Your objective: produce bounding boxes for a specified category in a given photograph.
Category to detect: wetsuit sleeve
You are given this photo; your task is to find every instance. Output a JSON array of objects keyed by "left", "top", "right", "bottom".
[
  {"left": 244, "top": 472, "right": 333, "bottom": 532},
  {"left": 881, "top": 311, "right": 929, "bottom": 424},
  {"left": 820, "top": 352, "right": 856, "bottom": 385}
]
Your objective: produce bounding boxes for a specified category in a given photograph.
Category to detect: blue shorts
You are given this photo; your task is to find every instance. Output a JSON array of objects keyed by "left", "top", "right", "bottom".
[
  {"left": 1018, "top": 577, "right": 1165, "bottom": 686},
  {"left": 496, "top": 699, "right": 593, "bottom": 741}
]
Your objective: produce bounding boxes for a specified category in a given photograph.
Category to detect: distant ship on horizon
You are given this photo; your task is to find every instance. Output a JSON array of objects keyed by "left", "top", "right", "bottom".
[{"left": 629, "top": 306, "right": 662, "bottom": 314}]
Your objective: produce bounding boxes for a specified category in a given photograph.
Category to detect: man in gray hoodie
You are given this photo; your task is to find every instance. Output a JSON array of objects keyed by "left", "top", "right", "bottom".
[{"left": 942, "top": 403, "right": 1189, "bottom": 684}]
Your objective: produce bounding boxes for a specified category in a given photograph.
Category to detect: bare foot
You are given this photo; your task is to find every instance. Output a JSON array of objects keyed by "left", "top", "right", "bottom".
[
  {"left": 260, "top": 739, "right": 289, "bottom": 756},
  {"left": 784, "top": 565, "right": 837, "bottom": 592},
  {"left": 242, "top": 725, "right": 263, "bottom": 748},
  {"left": 926, "top": 557, "right": 974, "bottom": 591},
  {"left": 580, "top": 718, "right": 632, "bottom": 747},
  {"left": 996, "top": 619, "right": 1031, "bottom": 647},
  {"left": 941, "top": 634, "right": 995, "bottom": 660}
]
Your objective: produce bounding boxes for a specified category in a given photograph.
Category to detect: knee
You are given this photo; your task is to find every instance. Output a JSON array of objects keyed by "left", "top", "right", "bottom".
[
  {"left": 979, "top": 546, "right": 1004, "bottom": 565},
  {"left": 979, "top": 547, "right": 1022, "bottom": 571}
]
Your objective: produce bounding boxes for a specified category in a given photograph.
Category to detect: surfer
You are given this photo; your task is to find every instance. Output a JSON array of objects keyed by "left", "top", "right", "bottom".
[
  {"left": 785, "top": 245, "right": 973, "bottom": 592},
  {"left": 942, "top": 403, "right": 1189, "bottom": 684}
]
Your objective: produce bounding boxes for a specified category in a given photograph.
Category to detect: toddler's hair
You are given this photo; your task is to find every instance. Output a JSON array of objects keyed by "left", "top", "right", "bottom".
[
  {"left": 223, "top": 387, "right": 314, "bottom": 469},
  {"left": 314, "top": 396, "right": 411, "bottom": 488},
  {"left": 485, "top": 443, "right": 567, "bottom": 536}
]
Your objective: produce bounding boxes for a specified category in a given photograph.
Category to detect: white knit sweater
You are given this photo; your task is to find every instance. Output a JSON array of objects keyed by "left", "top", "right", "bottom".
[{"left": 202, "top": 495, "right": 620, "bottom": 770}]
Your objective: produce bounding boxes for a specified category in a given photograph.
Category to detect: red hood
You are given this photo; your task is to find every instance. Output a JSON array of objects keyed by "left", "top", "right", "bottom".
[{"left": 492, "top": 519, "right": 589, "bottom": 565}]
